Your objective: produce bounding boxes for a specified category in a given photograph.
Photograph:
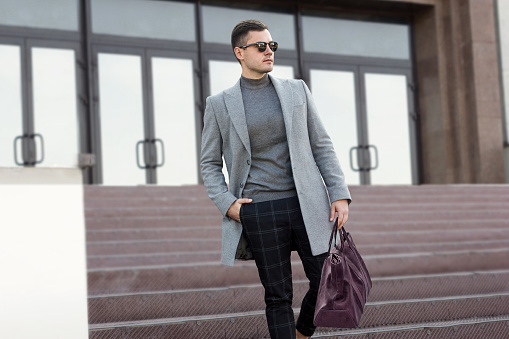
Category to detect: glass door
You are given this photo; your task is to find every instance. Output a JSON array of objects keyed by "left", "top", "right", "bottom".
[
  {"left": 30, "top": 44, "right": 80, "bottom": 168},
  {"left": 362, "top": 70, "right": 417, "bottom": 184},
  {"left": 309, "top": 67, "right": 361, "bottom": 185},
  {"left": 1, "top": 39, "right": 81, "bottom": 168},
  {"left": 0, "top": 42, "right": 23, "bottom": 167},
  {"left": 307, "top": 64, "right": 417, "bottom": 185},
  {"left": 94, "top": 47, "right": 199, "bottom": 185},
  {"left": 96, "top": 51, "right": 146, "bottom": 185},
  {"left": 150, "top": 53, "right": 198, "bottom": 185}
]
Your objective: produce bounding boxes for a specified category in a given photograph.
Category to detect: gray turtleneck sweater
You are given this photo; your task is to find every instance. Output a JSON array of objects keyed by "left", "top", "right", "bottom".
[{"left": 240, "top": 74, "right": 297, "bottom": 202}]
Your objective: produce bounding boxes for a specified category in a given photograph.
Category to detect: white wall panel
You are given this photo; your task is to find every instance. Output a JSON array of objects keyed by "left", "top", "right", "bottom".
[{"left": 0, "top": 168, "right": 88, "bottom": 339}]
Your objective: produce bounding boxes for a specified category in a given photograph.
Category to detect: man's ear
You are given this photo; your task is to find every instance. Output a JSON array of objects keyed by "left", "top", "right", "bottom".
[{"left": 234, "top": 47, "right": 244, "bottom": 62}]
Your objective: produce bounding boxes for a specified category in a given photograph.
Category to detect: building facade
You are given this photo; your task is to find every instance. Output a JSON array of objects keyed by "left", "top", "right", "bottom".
[{"left": 0, "top": 0, "right": 507, "bottom": 185}]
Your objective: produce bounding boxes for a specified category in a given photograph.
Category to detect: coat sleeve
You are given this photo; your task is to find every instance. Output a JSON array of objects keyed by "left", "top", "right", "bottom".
[
  {"left": 200, "top": 96, "right": 238, "bottom": 216},
  {"left": 301, "top": 80, "right": 352, "bottom": 204}
]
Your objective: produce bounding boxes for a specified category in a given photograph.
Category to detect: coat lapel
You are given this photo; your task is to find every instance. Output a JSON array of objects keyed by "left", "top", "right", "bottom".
[
  {"left": 224, "top": 80, "right": 251, "bottom": 155},
  {"left": 270, "top": 75, "right": 294, "bottom": 139}
]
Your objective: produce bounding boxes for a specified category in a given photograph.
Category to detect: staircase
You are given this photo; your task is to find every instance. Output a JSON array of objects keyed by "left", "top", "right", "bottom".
[{"left": 85, "top": 185, "right": 509, "bottom": 338}]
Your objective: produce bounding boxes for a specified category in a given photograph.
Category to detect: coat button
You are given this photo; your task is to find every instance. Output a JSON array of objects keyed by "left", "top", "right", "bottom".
[
  {"left": 247, "top": 160, "right": 251, "bottom": 165},
  {"left": 240, "top": 183, "right": 244, "bottom": 188}
]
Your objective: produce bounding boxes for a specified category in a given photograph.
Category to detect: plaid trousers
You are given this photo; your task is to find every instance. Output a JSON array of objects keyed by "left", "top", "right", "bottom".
[{"left": 240, "top": 196, "right": 327, "bottom": 339}]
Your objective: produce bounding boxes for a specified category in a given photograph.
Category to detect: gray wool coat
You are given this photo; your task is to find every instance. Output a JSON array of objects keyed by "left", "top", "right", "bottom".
[{"left": 200, "top": 74, "right": 351, "bottom": 266}]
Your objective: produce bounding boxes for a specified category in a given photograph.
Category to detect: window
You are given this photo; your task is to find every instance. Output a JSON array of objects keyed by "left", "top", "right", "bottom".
[
  {"left": 302, "top": 16, "right": 410, "bottom": 60},
  {"left": 0, "top": 0, "right": 78, "bottom": 31},
  {"left": 202, "top": 6, "right": 296, "bottom": 50},
  {"left": 91, "top": 0, "right": 196, "bottom": 41}
]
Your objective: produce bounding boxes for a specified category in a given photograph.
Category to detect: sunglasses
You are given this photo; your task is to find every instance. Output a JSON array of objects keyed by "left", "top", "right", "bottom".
[{"left": 239, "top": 41, "right": 278, "bottom": 52}]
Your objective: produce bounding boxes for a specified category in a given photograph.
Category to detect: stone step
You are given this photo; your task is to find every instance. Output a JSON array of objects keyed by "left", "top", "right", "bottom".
[
  {"left": 312, "top": 316, "right": 509, "bottom": 338},
  {"left": 86, "top": 226, "right": 508, "bottom": 243},
  {"left": 85, "top": 229, "right": 509, "bottom": 257},
  {"left": 349, "top": 219, "right": 509, "bottom": 232},
  {"left": 87, "top": 248, "right": 509, "bottom": 295},
  {"left": 83, "top": 204, "right": 509, "bottom": 218},
  {"left": 84, "top": 194, "right": 509, "bottom": 209},
  {"left": 349, "top": 193, "right": 509, "bottom": 204},
  {"left": 88, "top": 294, "right": 509, "bottom": 339},
  {"left": 84, "top": 195, "right": 509, "bottom": 210},
  {"left": 87, "top": 238, "right": 509, "bottom": 268},
  {"left": 84, "top": 206, "right": 219, "bottom": 218},
  {"left": 85, "top": 219, "right": 509, "bottom": 237},
  {"left": 84, "top": 185, "right": 509, "bottom": 199},
  {"left": 88, "top": 251, "right": 222, "bottom": 269},
  {"left": 84, "top": 185, "right": 208, "bottom": 198},
  {"left": 84, "top": 209, "right": 509, "bottom": 230},
  {"left": 85, "top": 197, "right": 214, "bottom": 209},
  {"left": 85, "top": 215, "right": 221, "bottom": 229},
  {"left": 87, "top": 270, "right": 509, "bottom": 324},
  {"left": 87, "top": 226, "right": 221, "bottom": 242}
]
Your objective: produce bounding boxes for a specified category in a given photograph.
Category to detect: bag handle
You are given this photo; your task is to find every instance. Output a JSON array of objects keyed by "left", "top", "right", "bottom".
[{"left": 327, "top": 217, "right": 346, "bottom": 255}]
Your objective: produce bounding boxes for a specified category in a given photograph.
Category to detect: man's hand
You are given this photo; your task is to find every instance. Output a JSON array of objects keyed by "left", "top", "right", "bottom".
[
  {"left": 226, "top": 198, "right": 253, "bottom": 223},
  {"left": 330, "top": 199, "right": 349, "bottom": 230}
]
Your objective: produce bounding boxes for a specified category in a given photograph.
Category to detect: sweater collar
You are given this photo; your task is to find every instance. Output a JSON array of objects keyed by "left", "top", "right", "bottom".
[{"left": 240, "top": 73, "right": 270, "bottom": 90}]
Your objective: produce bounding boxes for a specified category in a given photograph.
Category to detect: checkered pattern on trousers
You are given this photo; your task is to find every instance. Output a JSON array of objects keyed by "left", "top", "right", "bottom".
[{"left": 240, "top": 196, "right": 328, "bottom": 339}]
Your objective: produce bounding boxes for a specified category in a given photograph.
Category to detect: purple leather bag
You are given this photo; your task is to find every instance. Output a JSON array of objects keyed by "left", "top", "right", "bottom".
[{"left": 313, "top": 220, "right": 372, "bottom": 328}]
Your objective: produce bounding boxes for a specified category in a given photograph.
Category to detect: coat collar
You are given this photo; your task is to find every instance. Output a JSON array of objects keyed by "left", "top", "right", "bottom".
[{"left": 223, "top": 74, "right": 294, "bottom": 155}]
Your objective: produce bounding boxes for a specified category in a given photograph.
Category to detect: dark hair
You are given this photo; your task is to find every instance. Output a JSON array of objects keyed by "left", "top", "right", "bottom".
[{"left": 231, "top": 19, "right": 268, "bottom": 60}]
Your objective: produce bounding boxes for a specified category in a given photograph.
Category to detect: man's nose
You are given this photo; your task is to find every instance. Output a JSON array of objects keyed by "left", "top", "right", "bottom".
[{"left": 264, "top": 45, "right": 273, "bottom": 54}]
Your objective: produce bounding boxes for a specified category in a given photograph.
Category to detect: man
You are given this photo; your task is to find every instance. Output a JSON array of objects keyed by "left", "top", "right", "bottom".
[{"left": 200, "top": 19, "right": 351, "bottom": 339}]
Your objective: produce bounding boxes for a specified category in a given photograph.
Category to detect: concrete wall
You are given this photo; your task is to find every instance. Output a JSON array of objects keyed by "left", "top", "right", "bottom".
[{"left": 0, "top": 168, "right": 88, "bottom": 339}]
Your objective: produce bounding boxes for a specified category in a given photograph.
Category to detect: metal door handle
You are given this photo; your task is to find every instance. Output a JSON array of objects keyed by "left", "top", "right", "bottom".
[
  {"left": 367, "top": 144, "right": 379, "bottom": 171},
  {"left": 154, "top": 138, "right": 165, "bottom": 168},
  {"left": 137, "top": 139, "right": 165, "bottom": 169},
  {"left": 349, "top": 146, "right": 361, "bottom": 172},
  {"left": 33, "top": 133, "right": 44, "bottom": 164},
  {"left": 136, "top": 140, "right": 148, "bottom": 169},
  {"left": 13, "top": 134, "right": 44, "bottom": 165},
  {"left": 13, "top": 135, "right": 24, "bottom": 166}
]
